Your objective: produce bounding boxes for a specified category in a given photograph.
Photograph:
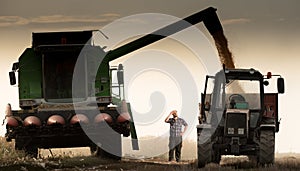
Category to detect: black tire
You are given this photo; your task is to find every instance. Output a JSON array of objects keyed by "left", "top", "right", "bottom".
[
  {"left": 24, "top": 145, "right": 38, "bottom": 158},
  {"left": 197, "top": 129, "right": 212, "bottom": 168},
  {"left": 14, "top": 138, "right": 23, "bottom": 150},
  {"left": 258, "top": 129, "right": 275, "bottom": 166},
  {"left": 212, "top": 148, "right": 221, "bottom": 164},
  {"left": 90, "top": 143, "right": 98, "bottom": 155},
  {"left": 15, "top": 138, "right": 38, "bottom": 158},
  {"left": 91, "top": 145, "right": 121, "bottom": 160},
  {"left": 248, "top": 155, "right": 258, "bottom": 166},
  {"left": 90, "top": 132, "right": 122, "bottom": 160},
  {"left": 90, "top": 144, "right": 105, "bottom": 157}
]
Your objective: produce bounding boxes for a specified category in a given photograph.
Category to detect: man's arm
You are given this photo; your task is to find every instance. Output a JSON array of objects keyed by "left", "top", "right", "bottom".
[
  {"left": 180, "top": 119, "right": 188, "bottom": 136},
  {"left": 180, "top": 125, "right": 188, "bottom": 136},
  {"left": 165, "top": 110, "right": 175, "bottom": 123}
]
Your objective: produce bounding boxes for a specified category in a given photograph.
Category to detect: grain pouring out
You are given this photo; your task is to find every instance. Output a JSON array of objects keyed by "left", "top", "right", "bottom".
[{"left": 212, "top": 31, "right": 235, "bottom": 69}]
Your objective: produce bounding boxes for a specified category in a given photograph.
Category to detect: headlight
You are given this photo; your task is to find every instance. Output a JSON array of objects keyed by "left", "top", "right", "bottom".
[
  {"left": 238, "top": 128, "right": 244, "bottom": 135},
  {"left": 228, "top": 128, "right": 234, "bottom": 134}
]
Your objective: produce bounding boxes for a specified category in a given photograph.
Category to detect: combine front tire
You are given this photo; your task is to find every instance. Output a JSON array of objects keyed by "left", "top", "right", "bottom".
[
  {"left": 90, "top": 143, "right": 99, "bottom": 155},
  {"left": 258, "top": 129, "right": 275, "bottom": 166},
  {"left": 90, "top": 144, "right": 106, "bottom": 157},
  {"left": 24, "top": 145, "right": 38, "bottom": 158},
  {"left": 90, "top": 132, "right": 122, "bottom": 160},
  {"left": 15, "top": 137, "right": 38, "bottom": 158}
]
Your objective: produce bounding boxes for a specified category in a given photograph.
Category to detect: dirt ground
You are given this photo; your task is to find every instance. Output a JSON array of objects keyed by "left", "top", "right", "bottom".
[
  {"left": 1, "top": 138, "right": 300, "bottom": 171},
  {"left": 1, "top": 150, "right": 300, "bottom": 171}
]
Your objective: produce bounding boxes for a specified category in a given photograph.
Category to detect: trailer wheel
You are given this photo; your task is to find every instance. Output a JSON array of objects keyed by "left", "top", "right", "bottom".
[
  {"left": 197, "top": 128, "right": 212, "bottom": 168},
  {"left": 258, "top": 129, "right": 275, "bottom": 166}
]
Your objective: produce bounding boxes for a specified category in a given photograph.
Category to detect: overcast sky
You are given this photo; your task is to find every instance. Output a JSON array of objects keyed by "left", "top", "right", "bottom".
[{"left": 1, "top": 0, "right": 300, "bottom": 153}]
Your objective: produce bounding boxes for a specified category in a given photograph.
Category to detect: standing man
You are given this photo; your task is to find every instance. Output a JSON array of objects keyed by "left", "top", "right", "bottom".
[{"left": 165, "top": 110, "right": 188, "bottom": 162}]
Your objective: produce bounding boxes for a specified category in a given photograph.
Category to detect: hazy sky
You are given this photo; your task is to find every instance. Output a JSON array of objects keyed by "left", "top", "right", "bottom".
[{"left": 1, "top": 0, "right": 300, "bottom": 153}]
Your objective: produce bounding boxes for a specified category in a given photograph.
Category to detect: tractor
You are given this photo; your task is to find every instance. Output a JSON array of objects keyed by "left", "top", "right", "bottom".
[{"left": 197, "top": 67, "right": 284, "bottom": 167}]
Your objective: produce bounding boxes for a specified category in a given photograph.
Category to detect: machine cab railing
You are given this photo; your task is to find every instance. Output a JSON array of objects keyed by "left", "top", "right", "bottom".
[{"left": 110, "top": 64, "right": 125, "bottom": 103}]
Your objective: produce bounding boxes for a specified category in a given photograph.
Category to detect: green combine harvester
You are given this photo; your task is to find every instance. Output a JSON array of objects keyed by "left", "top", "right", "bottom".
[{"left": 6, "top": 31, "right": 137, "bottom": 158}]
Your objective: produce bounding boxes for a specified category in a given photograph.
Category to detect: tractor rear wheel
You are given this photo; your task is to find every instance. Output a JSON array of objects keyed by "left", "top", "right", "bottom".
[{"left": 258, "top": 129, "right": 275, "bottom": 166}]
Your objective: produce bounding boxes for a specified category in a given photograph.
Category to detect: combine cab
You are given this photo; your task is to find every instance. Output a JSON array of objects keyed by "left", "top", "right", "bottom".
[{"left": 197, "top": 68, "right": 285, "bottom": 167}]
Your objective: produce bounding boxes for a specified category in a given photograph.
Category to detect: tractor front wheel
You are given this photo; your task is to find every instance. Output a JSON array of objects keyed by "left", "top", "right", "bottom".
[{"left": 197, "top": 128, "right": 212, "bottom": 168}]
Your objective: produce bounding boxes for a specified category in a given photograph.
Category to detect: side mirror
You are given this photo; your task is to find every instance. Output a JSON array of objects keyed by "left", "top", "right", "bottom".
[
  {"left": 277, "top": 77, "right": 285, "bottom": 94},
  {"left": 12, "top": 62, "right": 19, "bottom": 71},
  {"left": 117, "top": 64, "right": 124, "bottom": 85},
  {"left": 9, "top": 71, "right": 16, "bottom": 85}
]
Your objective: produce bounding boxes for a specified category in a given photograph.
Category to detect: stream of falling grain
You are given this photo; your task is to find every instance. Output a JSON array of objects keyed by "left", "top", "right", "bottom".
[
  {"left": 212, "top": 30, "right": 235, "bottom": 69},
  {"left": 212, "top": 30, "right": 245, "bottom": 93}
]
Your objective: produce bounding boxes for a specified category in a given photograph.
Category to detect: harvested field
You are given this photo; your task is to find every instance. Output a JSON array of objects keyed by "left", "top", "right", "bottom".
[{"left": 1, "top": 137, "right": 300, "bottom": 171}]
